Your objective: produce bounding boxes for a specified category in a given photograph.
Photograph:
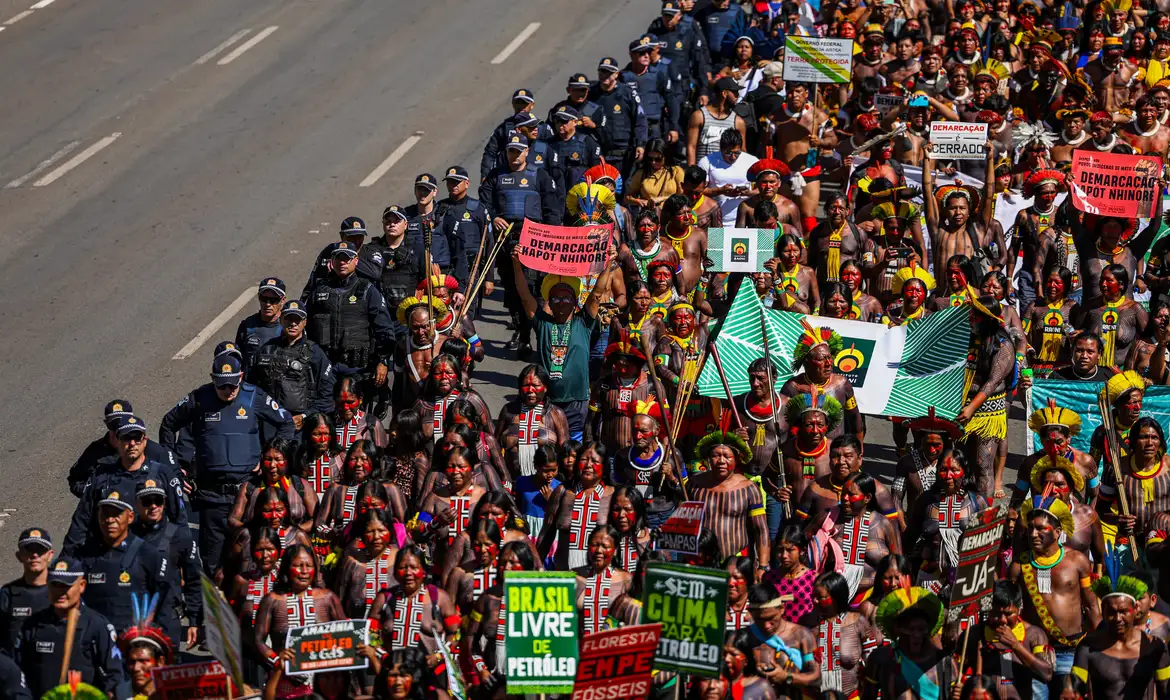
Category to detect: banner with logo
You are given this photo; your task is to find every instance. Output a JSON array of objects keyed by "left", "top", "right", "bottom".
[
  {"left": 656, "top": 501, "right": 705, "bottom": 554},
  {"left": 699, "top": 280, "right": 970, "bottom": 417},
  {"left": 505, "top": 571, "right": 579, "bottom": 694},
  {"left": 516, "top": 220, "right": 612, "bottom": 276},
  {"left": 947, "top": 508, "right": 1007, "bottom": 622},
  {"left": 1028, "top": 380, "right": 1170, "bottom": 454},
  {"left": 708, "top": 228, "right": 774, "bottom": 272},
  {"left": 200, "top": 575, "right": 246, "bottom": 692},
  {"left": 928, "top": 122, "right": 989, "bottom": 161},
  {"left": 1069, "top": 151, "right": 1163, "bottom": 218},
  {"left": 152, "top": 661, "right": 239, "bottom": 700},
  {"left": 283, "top": 619, "right": 371, "bottom": 676},
  {"left": 573, "top": 624, "right": 662, "bottom": 700},
  {"left": 642, "top": 563, "right": 728, "bottom": 677},
  {"left": 783, "top": 36, "right": 853, "bottom": 83}
]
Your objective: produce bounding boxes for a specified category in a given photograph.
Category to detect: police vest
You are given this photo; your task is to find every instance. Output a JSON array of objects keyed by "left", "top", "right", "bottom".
[
  {"left": 496, "top": 167, "right": 541, "bottom": 223},
  {"left": 0, "top": 582, "right": 47, "bottom": 651},
  {"left": 370, "top": 239, "right": 420, "bottom": 311},
  {"left": 530, "top": 139, "right": 550, "bottom": 171},
  {"left": 196, "top": 384, "right": 262, "bottom": 479},
  {"left": 308, "top": 276, "right": 374, "bottom": 368},
  {"left": 552, "top": 136, "right": 591, "bottom": 190},
  {"left": 440, "top": 198, "right": 484, "bottom": 261},
  {"left": 624, "top": 68, "right": 664, "bottom": 119},
  {"left": 252, "top": 340, "right": 317, "bottom": 415},
  {"left": 83, "top": 537, "right": 150, "bottom": 633},
  {"left": 593, "top": 88, "right": 634, "bottom": 152}
]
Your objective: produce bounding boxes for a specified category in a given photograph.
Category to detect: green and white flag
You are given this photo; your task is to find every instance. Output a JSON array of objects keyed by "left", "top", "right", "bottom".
[
  {"left": 707, "top": 228, "right": 774, "bottom": 272},
  {"left": 698, "top": 280, "right": 970, "bottom": 417}
]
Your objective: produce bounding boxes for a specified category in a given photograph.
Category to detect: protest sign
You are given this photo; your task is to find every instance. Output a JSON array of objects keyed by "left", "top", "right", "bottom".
[
  {"left": 152, "top": 660, "right": 240, "bottom": 700},
  {"left": 699, "top": 280, "right": 970, "bottom": 417},
  {"left": 283, "top": 619, "right": 371, "bottom": 675},
  {"left": 656, "top": 501, "right": 705, "bottom": 554},
  {"left": 875, "top": 93, "right": 904, "bottom": 114},
  {"left": 573, "top": 624, "right": 662, "bottom": 700},
  {"left": 708, "top": 228, "right": 773, "bottom": 272},
  {"left": 928, "top": 122, "right": 989, "bottom": 160},
  {"left": 505, "top": 571, "right": 579, "bottom": 694},
  {"left": 436, "top": 631, "right": 467, "bottom": 700},
  {"left": 783, "top": 36, "right": 853, "bottom": 83},
  {"left": 516, "top": 220, "right": 612, "bottom": 276},
  {"left": 200, "top": 574, "right": 246, "bottom": 692},
  {"left": 947, "top": 508, "right": 1007, "bottom": 622},
  {"left": 643, "top": 563, "right": 728, "bottom": 677},
  {"left": 1069, "top": 151, "right": 1163, "bottom": 218}
]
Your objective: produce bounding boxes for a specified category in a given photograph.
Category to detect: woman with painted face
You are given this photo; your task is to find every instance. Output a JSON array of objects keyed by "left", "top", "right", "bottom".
[
  {"left": 1096, "top": 416, "right": 1170, "bottom": 549},
  {"left": 645, "top": 260, "right": 684, "bottom": 321},
  {"left": 892, "top": 409, "right": 964, "bottom": 518},
  {"left": 385, "top": 409, "right": 429, "bottom": 509},
  {"left": 463, "top": 541, "right": 539, "bottom": 693},
  {"left": 371, "top": 648, "right": 428, "bottom": 700},
  {"left": 445, "top": 518, "right": 502, "bottom": 615},
  {"left": 818, "top": 282, "right": 854, "bottom": 320},
  {"left": 539, "top": 442, "right": 615, "bottom": 571},
  {"left": 610, "top": 279, "right": 667, "bottom": 356},
  {"left": 294, "top": 412, "right": 345, "bottom": 500},
  {"left": 839, "top": 260, "right": 884, "bottom": 323},
  {"left": 412, "top": 353, "right": 493, "bottom": 447},
  {"left": 904, "top": 449, "right": 989, "bottom": 591},
  {"left": 864, "top": 587, "right": 955, "bottom": 700},
  {"left": 418, "top": 422, "right": 506, "bottom": 499},
  {"left": 708, "top": 629, "right": 777, "bottom": 700},
  {"left": 514, "top": 444, "right": 561, "bottom": 539},
  {"left": 826, "top": 472, "right": 902, "bottom": 602},
  {"left": 332, "top": 376, "right": 389, "bottom": 451},
  {"left": 607, "top": 486, "right": 651, "bottom": 573},
  {"left": 1086, "top": 264, "right": 1148, "bottom": 370},
  {"left": 931, "top": 255, "right": 979, "bottom": 310},
  {"left": 765, "top": 525, "right": 817, "bottom": 625},
  {"left": 241, "top": 487, "right": 314, "bottom": 561},
  {"left": 494, "top": 364, "right": 569, "bottom": 483},
  {"left": 885, "top": 264, "right": 936, "bottom": 325},
  {"left": 1126, "top": 300, "right": 1170, "bottom": 381},
  {"left": 316, "top": 440, "right": 406, "bottom": 539},
  {"left": 230, "top": 438, "right": 316, "bottom": 532},
  {"left": 575, "top": 525, "right": 633, "bottom": 635},
  {"left": 442, "top": 491, "right": 531, "bottom": 583},
  {"left": 333, "top": 508, "right": 401, "bottom": 620},
  {"left": 447, "top": 400, "right": 510, "bottom": 489},
  {"left": 228, "top": 526, "right": 282, "bottom": 685},
  {"left": 1022, "top": 266, "right": 1082, "bottom": 378},
  {"left": 725, "top": 555, "right": 755, "bottom": 632},
  {"left": 857, "top": 553, "right": 908, "bottom": 625},
  {"left": 368, "top": 545, "right": 459, "bottom": 660},
  {"left": 413, "top": 446, "right": 486, "bottom": 584},
  {"left": 802, "top": 572, "right": 878, "bottom": 698},
  {"left": 253, "top": 544, "right": 347, "bottom": 699}
]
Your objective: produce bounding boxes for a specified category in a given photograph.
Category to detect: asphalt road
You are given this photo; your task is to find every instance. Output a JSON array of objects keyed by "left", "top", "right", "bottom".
[{"left": 0, "top": 0, "right": 1029, "bottom": 581}]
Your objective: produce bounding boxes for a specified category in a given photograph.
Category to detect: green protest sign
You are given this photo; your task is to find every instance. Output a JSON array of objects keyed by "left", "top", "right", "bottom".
[
  {"left": 505, "top": 571, "right": 579, "bottom": 694},
  {"left": 642, "top": 563, "right": 728, "bottom": 677}
]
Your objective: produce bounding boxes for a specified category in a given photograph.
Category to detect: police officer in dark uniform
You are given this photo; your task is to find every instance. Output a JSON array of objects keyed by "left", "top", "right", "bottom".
[
  {"left": 17, "top": 555, "right": 124, "bottom": 698},
  {"left": 75, "top": 489, "right": 169, "bottom": 642},
  {"left": 0, "top": 529, "right": 53, "bottom": 655},
  {"left": 67, "top": 400, "right": 178, "bottom": 499},
  {"left": 649, "top": 1, "right": 711, "bottom": 111},
  {"left": 0, "top": 654, "right": 30, "bottom": 700},
  {"left": 405, "top": 174, "right": 451, "bottom": 274},
  {"left": 366, "top": 206, "right": 422, "bottom": 339},
  {"left": 622, "top": 34, "right": 683, "bottom": 143},
  {"left": 304, "top": 241, "right": 396, "bottom": 378},
  {"left": 300, "top": 217, "right": 385, "bottom": 302},
  {"left": 590, "top": 57, "right": 647, "bottom": 181},
  {"left": 479, "top": 130, "right": 562, "bottom": 354},
  {"left": 247, "top": 299, "right": 334, "bottom": 430},
  {"left": 131, "top": 482, "right": 200, "bottom": 649},
  {"left": 159, "top": 355, "right": 294, "bottom": 572},
  {"left": 437, "top": 166, "right": 493, "bottom": 296},
  {"left": 235, "top": 278, "right": 286, "bottom": 365},
  {"left": 480, "top": 89, "right": 554, "bottom": 177},
  {"left": 64, "top": 415, "right": 187, "bottom": 555},
  {"left": 545, "top": 106, "right": 602, "bottom": 200},
  {"left": 547, "top": 73, "right": 603, "bottom": 140}
]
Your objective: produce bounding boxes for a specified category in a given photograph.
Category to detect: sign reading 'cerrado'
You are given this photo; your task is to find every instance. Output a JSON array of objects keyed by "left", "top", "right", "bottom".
[{"left": 505, "top": 571, "right": 579, "bottom": 694}]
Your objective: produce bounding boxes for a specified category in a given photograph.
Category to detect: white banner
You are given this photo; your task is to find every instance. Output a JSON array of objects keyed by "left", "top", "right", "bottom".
[
  {"left": 928, "top": 122, "right": 989, "bottom": 161},
  {"left": 708, "top": 227, "right": 773, "bottom": 273}
]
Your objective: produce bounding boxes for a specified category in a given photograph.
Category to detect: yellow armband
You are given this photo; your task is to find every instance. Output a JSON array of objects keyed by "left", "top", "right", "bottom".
[
  {"left": 470, "top": 610, "right": 483, "bottom": 623},
  {"left": 1072, "top": 667, "right": 1089, "bottom": 683},
  {"left": 1156, "top": 666, "right": 1170, "bottom": 681},
  {"left": 1080, "top": 576, "right": 1092, "bottom": 589}
]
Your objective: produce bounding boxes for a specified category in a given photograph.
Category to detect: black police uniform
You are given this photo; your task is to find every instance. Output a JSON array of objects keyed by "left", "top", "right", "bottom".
[
  {"left": 480, "top": 112, "right": 555, "bottom": 177},
  {"left": 0, "top": 579, "right": 48, "bottom": 655},
  {"left": 649, "top": 17, "right": 711, "bottom": 107},
  {"left": 63, "top": 458, "right": 187, "bottom": 554},
  {"left": 133, "top": 520, "right": 201, "bottom": 645},
  {"left": 437, "top": 194, "right": 493, "bottom": 290},
  {"left": 77, "top": 534, "right": 168, "bottom": 639},
  {"left": 234, "top": 312, "right": 282, "bottom": 366},
  {"left": 304, "top": 271, "right": 396, "bottom": 376},
  {"left": 620, "top": 63, "right": 682, "bottom": 141},
  {"left": 545, "top": 132, "right": 603, "bottom": 203},
  {"left": 589, "top": 80, "right": 647, "bottom": 178},
  {"left": 66, "top": 436, "right": 177, "bottom": 499},
  {"left": 18, "top": 606, "right": 124, "bottom": 698},
  {"left": 247, "top": 335, "right": 335, "bottom": 418},
  {"left": 0, "top": 653, "right": 31, "bottom": 700},
  {"left": 547, "top": 98, "right": 603, "bottom": 137},
  {"left": 300, "top": 242, "right": 385, "bottom": 303},
  {"left": 404, "top": 205, "right": 452, "bottom": 273},
  {"left": 364, "top": 235, "right": 423, "bottom": 341},
  {"left": 159, "top": 383, "right": 294, "bottom": 571}
]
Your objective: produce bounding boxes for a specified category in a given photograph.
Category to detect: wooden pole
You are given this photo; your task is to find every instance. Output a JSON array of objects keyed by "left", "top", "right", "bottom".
[
  {"left": 645, "top": 342, "right": 690, "bottom": 501},
  {"left": 759, "top": 305, "right": 791, "bottom": 519},
  {"left": 1098, "top": 392, "right": 1141, "bottom": 565},
  {"left": 453, "top": 224, "right": 513, "bottom": 331},
  {"left": 58, "top": 606, "right": 80, "bottom": 684},
  {"left": 709, "top": 341, "right": 743, "bottom": 431},
  {"left": 953, "top": 617, "right": 973, "bottom": 693},
  {"left": 463, "top": 215, "right": 492, "bottom": 317}
]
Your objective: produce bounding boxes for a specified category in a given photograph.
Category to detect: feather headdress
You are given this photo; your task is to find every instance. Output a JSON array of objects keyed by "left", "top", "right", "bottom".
[
  {"left": 792, "top": 319, "right": 843, "bottom": 369},
  {"left": 1012, "top": 122, "right": 1058, "bottom": 162},
  {"left": 1092, "top": 543, "right": 1147, "bottom": 602}
]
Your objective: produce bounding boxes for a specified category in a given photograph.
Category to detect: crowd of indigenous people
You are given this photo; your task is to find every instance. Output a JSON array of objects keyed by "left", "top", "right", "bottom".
[{"left": 19, "top": 0, "right": 1170, "bottom": 698}]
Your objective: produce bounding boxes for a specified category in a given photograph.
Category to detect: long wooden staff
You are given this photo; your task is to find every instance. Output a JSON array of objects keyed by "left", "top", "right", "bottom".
[
  {"left": 453, "top": 223, "right": 513, "bottom": 330},
  {"left": 709, "top": 341, "right": 743, "bottom": 431},
  {"left": 58, "top": 607, "right": 80, "bottom": 684},
  {"left": 1098, "top": 391, "right": 1141, "bottom": 565},
  {"left": 759, "top": 305, "right": 791, "bottom": 518},
  {"left": 645, "top": 342, "right": 689, "bottom": 500}
]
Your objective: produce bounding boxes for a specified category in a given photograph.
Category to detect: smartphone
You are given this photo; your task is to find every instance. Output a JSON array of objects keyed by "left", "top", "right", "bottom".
[{"left": 892, "top": 246, "right": 913, "bottom": 259}]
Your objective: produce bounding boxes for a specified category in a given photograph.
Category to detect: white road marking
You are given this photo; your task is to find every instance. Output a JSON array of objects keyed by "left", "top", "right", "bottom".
[
  {"left": 5, "top": 140, "right": 81, "bottom": 188},
  {"left": 29, "top": 0, "right": 54, "bottom": 8},
  {"left": 4, "top": 10, "right": 33, "bottom": 24},
  {"left": 194, "top": 28, "right": 251, "bottom": 65},
  {"left": 32, "top": 133, "right": 120, "bottom": 187},
  {"left": 359, "top": 133, "right": 423, "bottom": 188},
  {"left": 172, "top": 288, "right": 255, "bottom": 360},
  {"left": 491, "top": 22, "right": 540, "bottom": 64},
  {"left": 217, "top": 25, "right": 278, "bottom": 65}
]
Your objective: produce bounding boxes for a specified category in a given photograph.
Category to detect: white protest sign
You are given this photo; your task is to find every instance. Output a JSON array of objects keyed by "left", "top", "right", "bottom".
[
  {"left": 928, "top": 122, "right": 989, "bottom": 161},
  {"left": 783, "top": 37, "right": 853, "bottom": 84},
  {"left": 875, "top": 93, "right": 905, "bottom": 114},
  {"left": 708, "top": 228, "right": 773, "bottom": 273}
]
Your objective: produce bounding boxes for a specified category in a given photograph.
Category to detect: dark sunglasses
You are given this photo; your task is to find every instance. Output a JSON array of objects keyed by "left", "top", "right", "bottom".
[
  {"left": 259, "top": 295, "right": 284, "bottom": 305},
  {"left": 140, "top": 496, "right": 165, "bottom": 508}
]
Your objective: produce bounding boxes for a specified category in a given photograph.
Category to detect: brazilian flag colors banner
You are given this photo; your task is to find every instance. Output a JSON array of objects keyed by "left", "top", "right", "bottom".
[
  {"left": 698, "top": 280, "right": 970, "bottom": 417},
  {"left": 504, "top": 571, "right": 579, "bottom": 695}
]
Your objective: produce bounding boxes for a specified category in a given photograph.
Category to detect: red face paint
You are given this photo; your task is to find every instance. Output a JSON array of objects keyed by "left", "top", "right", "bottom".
[
  {"left": 904, "top": 284, "right": 926, "bottom": 304},
  {"left": 948, "top": 267, "right": 966, "bottom": 291},
  {"left": 841, "top": 267, "right": 862, "bottom": 289}
]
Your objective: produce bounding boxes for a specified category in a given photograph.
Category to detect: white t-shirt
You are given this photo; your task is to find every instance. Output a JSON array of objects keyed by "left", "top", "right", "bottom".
[{"left": 699, "top": 151, "right": 759, "bottom": 227}]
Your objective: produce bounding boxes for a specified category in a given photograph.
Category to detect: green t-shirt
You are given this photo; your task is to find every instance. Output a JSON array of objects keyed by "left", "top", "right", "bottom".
[{"left": 534, "top": 308, "right": 597, "bottom": 402}]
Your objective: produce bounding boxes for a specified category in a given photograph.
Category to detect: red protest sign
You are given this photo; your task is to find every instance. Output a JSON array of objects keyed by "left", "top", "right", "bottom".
[
  {"left": 573, "top": 623, "right": 661, "bottom": 700},
  {"left": 657, "top": 501, "right": 705, "bottom": 554},
  {"left": 516, "top": 220, "right": 612, "bottom": 276},
  {"left": 152, "top": 660, "right": 240, "bottom": 700},
  {"left": 1069, "top": 151, "right": 1163, "bottom": 218}
]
